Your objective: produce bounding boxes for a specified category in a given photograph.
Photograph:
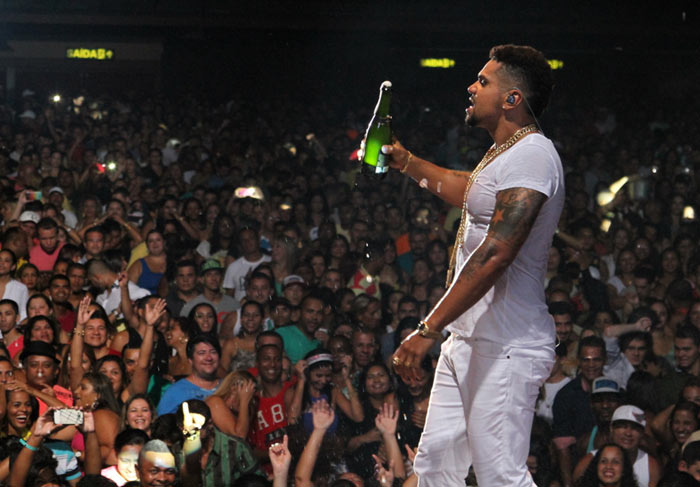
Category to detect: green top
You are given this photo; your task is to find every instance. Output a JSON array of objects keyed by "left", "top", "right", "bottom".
[{"left": 276, "top": 324, "right": 320, "bottom": 364}]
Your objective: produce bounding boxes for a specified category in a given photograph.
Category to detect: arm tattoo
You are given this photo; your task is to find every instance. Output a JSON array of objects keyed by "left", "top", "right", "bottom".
[{"left": 487, "top": 187, "right": 547, "bottom": 250}]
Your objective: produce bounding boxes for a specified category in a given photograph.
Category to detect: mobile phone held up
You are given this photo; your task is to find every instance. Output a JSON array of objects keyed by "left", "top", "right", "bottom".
[
  {"left": 26, "top": 191, "right": 42, "bottom": 201},
  {"left": 53, "top": 408, "right": 84, "bottom": 425}
]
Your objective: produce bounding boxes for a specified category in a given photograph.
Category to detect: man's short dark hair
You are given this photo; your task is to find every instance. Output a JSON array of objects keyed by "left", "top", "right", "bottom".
[
  {"left": 677, "top": 324, "right": 700, "bottom": 346},
  {"left": 301, "top": 288, "right": 326, "bottom": 308},
  {"left": 176, "top": 259, "right": 197, "bottom": 274},
  {"left": 36, "top": 217, "right": 58, "bottom": 232},
  {"left": 186, "top": 334, "right": 221, "bottom": 359},
  {"left": 114, "top": 428, "right": 150, "bottom": 452},
  {"left": 548, "top": 301, "right": 574, "bottom": 318},
  {"left": 85, "top": 225, "right": 106, "bottom": 238},
  {"left": 578, "top": 335, "right": 605, "bottom": 357},
  {"left": 255, "top": 330, "right": 283, "bottom": 350},
  {"left": 489, "top": 44, "right": 554, "bottom": 117},
  {"left": 49, "top": 273, "right": 69, "bottom": 287},
  {"left": 248, "top": 271, "right": 273, "bottom": 289},
  {"left": 0, "top": 299, "right": 18, "bottom": 314},
  {"left": 619, "top": 331, "right": 652, "bottom": 354},
  {"left": 398, "top": 295, "right": 419, "bottom": 308}
]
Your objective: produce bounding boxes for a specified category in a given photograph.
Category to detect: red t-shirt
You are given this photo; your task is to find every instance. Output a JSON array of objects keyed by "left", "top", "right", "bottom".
[
  {"left": 248, "top": 381, "right": 293, "bottom": 451},
  {"left": 29, "top": 242, "right": 65, "bottom": 272}
]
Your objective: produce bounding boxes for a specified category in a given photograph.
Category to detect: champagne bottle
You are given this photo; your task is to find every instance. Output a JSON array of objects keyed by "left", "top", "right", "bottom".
[{"left": 362, "top": 81, "right": 392, "bottom": 176}]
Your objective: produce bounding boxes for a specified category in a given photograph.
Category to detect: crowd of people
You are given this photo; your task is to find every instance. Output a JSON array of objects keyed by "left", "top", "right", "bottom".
[{"left": 0, "top": 64, "right": 696, "bottom": 487}]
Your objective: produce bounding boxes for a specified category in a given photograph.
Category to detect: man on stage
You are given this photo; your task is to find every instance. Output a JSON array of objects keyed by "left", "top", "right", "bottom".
[{"left": 387, "top": 44, "right": 564, "bottom": 486}]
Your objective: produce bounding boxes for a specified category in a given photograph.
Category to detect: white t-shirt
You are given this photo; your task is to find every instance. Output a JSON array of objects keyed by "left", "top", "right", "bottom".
[
  {"left": 535, "top": 377, "right": 572, "bottom": 424},
  {"left": 445, "top": 133, "right": 564, "bottom": 347},
  {"left": 223, "top": 255, "right": 271, "bottom": 302},
  {"left": 96, "top": 280, "right": 151, "bottom": 317},
  {"left": 2, "top": 279, "right": 28, "bottom": 321}
]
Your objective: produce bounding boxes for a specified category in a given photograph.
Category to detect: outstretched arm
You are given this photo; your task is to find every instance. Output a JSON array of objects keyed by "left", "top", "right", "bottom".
[
  {"left": 381, "top": 141, "right": 470, "bottom": 208},
  {"left": 393, "top": 187, "right": 547, "bottom": 378}
]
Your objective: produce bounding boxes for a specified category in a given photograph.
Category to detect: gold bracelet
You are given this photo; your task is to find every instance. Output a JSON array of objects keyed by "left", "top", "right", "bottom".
[
  {"left": 401, "top": 152, "right": 414, "bottom": 173},
  {"left": 74, "top": 329, "right": 85, "bottom": 337}
]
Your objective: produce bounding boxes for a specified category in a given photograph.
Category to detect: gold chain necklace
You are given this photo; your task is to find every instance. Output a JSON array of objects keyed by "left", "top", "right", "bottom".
[{"left": 445, "top": 124, "right": 538, "bottom": 286}]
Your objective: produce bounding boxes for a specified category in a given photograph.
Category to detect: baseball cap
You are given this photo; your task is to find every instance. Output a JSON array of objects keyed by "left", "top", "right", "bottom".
[
  {"left": 611, "top": 405, "right": 645, "bottom": 427},
  {"left": 283, "top": 275, "right": 306, "bottom": 289},
  {"left": 200, "top": 259, "right": 223, "bottom": 275},
  {"left": 48, "top": 186, "right": 64, "bottom": 195},
  {"left": 591, "top": 377, "right": 621, "bottom": 395},
  {"left": 19, "top": 211, "right": 40, "bottom": 224},
  {"left": 682, "top": 430, "right": 700, "bottom": 455},
  {"left": 20, "top": 341, "right": 59, "bottom": 363}
]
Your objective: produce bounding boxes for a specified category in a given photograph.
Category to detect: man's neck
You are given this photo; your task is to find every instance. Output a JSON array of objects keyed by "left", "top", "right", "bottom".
[
  {"left": 188, "top": 374, "right": 219, "bottom": 389},
  {"left": 202, "top": 287, "right": 221, "bottom": 302},
  {"left": 490, "top": 118, "right": 537, "bottom": 147},
  {"left": 686, "top": 360, "right": 700, "bottom": 377},
  {"left": 580, "top": 375, "right": 595, "bottom": 392},
  {"left": 296, "top": 323, "right": 313, "bottom": 340},
  {"left": 178, "top": 289, "right": 197, "bottom": 300},
  {"left": 244, "top": 251, "right": 262, "bottom": 262},
  {"left": 260, "top": 379, "right": 283, "bottom": 397},
  {"left": 0, "top": 273, "right": 11, "bottom": 285}
]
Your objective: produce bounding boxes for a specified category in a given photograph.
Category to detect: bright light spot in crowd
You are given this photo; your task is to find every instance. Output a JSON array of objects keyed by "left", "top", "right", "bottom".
[
  {"left": 683, "top": 206, "right": 695, "bottom": 220},
  {"left": 547, "top": 59, "right": 564, "bottom": 70},
  {"left": 51, "top": 94, "right": 61, "bottom": 103}
]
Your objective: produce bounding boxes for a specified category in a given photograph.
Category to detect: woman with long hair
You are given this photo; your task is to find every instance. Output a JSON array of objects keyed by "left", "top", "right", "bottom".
[
  {"left": 575, "top": 443, "right": 639, "bottom": 487},
  {"left": 186, "top": 302, "right": 219, "bottom": 339},
  {"left": 17, "top": 263, "right": 39, "bottom": 296},
  {"left": 271, "top": 235, "right": 298, "bottom": 296},
  {"left": 165, "top": 316, "right": 192, "bottom": 380},
  {"left": 396, "top": 355, "right": 434, "bottom": 449},
  {"left": 346, "top": 361, "right": 400, "bottom": 480},
  {"left": 122, "top": 393, "right": 157, "bottom": 436},
  {"left": 206, "top": 370, "right": 256, "bottom": 438},
  {"left": 72, "top": 371, "right": 121, "bottom": 464},
  {"left": 326, "top": 236, "right": 350, "bottom": 277},
  {"left": 219, "top": 301, "right": 264, "bottom": 376},
  {"left": 1, "top": 388, "right": 39, "bottom": 438},
  {"left": 196, "top": 213, "right": 237, "bottom": 266},
  {"left": 126, "top": 230, "right": 167, "bottom": 296},
  {"left": 298, "top": 348, "right": 363, "bottom": 434},
  {"left": 21, "top": 315, "right": 62, "bottom": 360}
]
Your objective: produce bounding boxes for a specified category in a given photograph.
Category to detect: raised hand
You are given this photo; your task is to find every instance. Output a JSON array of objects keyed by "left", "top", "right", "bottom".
[
  {"left": 375, "top": 402, "right": 398, "bottom": 436},
  {"left": 339, "top": 354, "right": 352, "bottom": 380},
  {"left": 144, "top": 298, "right": 167, "bottom": 327},
  {"left": 373, "top": 454, "right": 395, "bottom": 487},
  {"left": 635, "top": 316, "right": 652, "bottom": 332},
  {"left": 294, "top": 359, "right": 307, "bottom": 380},
  {"left": 268, "top": 434, "right": 292, "bottom": 476},
  {"left": 237, "top": 379, "right": 255, "bottom": 407},
  {"left": 181, "top": 401, "right": 206, "bottom": 437},
  {"left": 311, "top": 399, "right": 335, "bottom": 431},
  {"left": 33, "top": 408, "right": 62, "bottom": 438},
  {"left": 117, "top": 271, "right": 128, "bottom": 289},
  {"left": 404, "top": 443, "right": 418, "bottom": 463},
  {"left": 76, "top": 294, "right": 92, "bottom": 327}
]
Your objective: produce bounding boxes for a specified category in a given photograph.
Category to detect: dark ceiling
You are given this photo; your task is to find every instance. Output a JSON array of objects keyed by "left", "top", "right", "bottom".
[{"left": 0, "top": 0, "right": 697, "bottom": 53}]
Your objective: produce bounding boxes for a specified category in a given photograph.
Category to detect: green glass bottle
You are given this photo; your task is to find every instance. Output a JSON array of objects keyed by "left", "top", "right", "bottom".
[{"left": 362, "top": 81, "right": 392, "bottom": 176}]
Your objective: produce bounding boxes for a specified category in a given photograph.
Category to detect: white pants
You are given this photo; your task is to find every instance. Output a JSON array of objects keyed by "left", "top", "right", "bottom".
[{"left": 414, "top": 335, "right": 554, "bottom": 487}]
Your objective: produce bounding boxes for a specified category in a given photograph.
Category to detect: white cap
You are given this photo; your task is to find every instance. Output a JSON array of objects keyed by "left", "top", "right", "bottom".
[
  {"left": 611, "top": 405, "right": 645, "bottom": 427},
  {"left": 19, "top": 211, "right": 40, "bottom": 223},
  {"left": 48, "top": 186, "right": 64, "bottom": 195},
  {"left": 282, "top": 275, "right": 306, "bottom": 288}
]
